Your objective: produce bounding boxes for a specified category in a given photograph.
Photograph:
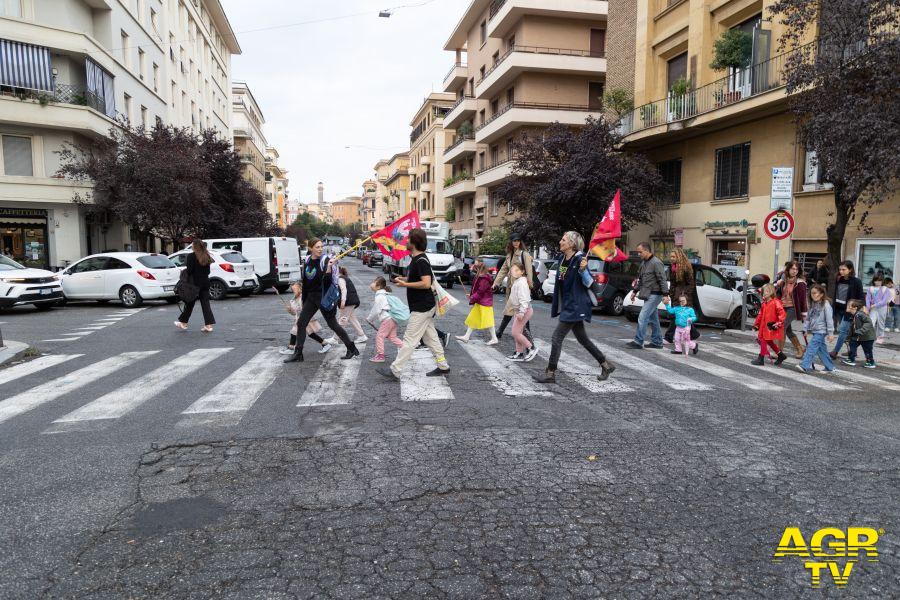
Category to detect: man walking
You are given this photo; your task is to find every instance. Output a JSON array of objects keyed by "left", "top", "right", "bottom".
[
  {"left": 627, "top": 242, "right": 668, "bottom": 349},
  {"left": 380, "top": 228, "right": 450, "bottom": 380}
]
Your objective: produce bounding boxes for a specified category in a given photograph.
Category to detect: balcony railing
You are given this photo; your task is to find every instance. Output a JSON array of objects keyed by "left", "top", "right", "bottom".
[
  {"left": 618, "top": 40, "right": 810, "bottom": 137},
  {"left": 443, "top": 61, "right": 468, "bottom": 81},
  {"left": 2, "top": 83, "right": 109, "bottom": 116},
  {"left": 445, "top": 133, "right": 475, "bottom": 154},
  {"left": 475, "top": 158, "right": 514, "bottom": 175},
  {"left": 477, "top": 45, "right": 605, "bottom": 85},
  {"left": 489, "top": 0, "right": 508, "bottom": 19},
  {"left": 449, "top": 94, "right": 475, "bottom": 112},
  {"left": 474, "top": 101, "right": 595, "bottom": 132}
]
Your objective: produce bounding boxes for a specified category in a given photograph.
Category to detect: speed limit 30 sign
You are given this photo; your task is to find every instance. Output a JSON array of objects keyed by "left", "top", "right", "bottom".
[{"left": 764, "top": 209, "right": 794, "bottom": 240}]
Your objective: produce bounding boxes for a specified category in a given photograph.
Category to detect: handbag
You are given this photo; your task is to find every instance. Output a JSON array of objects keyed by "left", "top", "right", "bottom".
[
  {"left": 174, "top": 269, "right": 199, "bottom": 303},
  {"left": 321, "top": 283, "right": 341, "bottom": 312},
  {"left": 432, "top": 280, "right": 459, "bottom": 317}
]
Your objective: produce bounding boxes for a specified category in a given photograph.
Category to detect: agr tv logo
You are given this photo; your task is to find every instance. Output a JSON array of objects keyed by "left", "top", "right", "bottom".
[{"left": 772, "top": 527, "right": 882, "bottom": 588}]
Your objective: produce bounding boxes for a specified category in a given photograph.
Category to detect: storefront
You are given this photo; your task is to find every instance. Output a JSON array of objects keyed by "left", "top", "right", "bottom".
[
  {"left": 0, "top": 207, "right": 49, "bottom": 269},
  {"left": 703, "top": 219, "right": 754, "bottom": 279}
]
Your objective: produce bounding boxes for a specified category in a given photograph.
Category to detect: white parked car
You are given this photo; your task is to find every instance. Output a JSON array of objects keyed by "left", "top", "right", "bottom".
[
  {"left": 204, "top": 237, "right": 301, "bottom": 292},
  {"left": 0, "top": 255, "right": 64, "bottom": 310},
  {"left": 58, "top": 252, "right": 179, "bottom": 308},
  {"left": 168, "top": 249, "right": 258, "bottom": 301}
]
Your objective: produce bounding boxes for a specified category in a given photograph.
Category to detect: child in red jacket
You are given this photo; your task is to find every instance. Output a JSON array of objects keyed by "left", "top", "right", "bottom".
[{"left": 752, "top": 283, "right": 787, "bottom": 365}]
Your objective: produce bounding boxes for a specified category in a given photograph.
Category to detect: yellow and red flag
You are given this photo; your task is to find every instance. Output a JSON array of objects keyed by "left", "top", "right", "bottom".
[
  {"left": 371, "top": 211, "right": 421, "bottom": 260},
  {"left": 588, "top": 189, "right": 627, "bottom": 263}
]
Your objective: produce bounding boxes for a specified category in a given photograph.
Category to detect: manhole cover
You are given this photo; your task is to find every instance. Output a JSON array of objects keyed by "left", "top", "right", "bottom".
[{"left": 130, "top": 497, "right": 227, "bottom": 536}]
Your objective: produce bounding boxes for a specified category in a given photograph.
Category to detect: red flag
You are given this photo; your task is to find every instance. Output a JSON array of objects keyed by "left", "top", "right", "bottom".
[
  {"left": 589, "top": 190, "right": 627, "bottom": 262},
  {"left": 371, "top": 211, "right": 421, "bottom": 260}
]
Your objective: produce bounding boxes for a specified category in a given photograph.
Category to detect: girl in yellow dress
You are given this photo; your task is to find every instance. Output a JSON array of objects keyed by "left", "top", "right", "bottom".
[{"left": 456, "top": 259, "right": 498, "bottom": 345}]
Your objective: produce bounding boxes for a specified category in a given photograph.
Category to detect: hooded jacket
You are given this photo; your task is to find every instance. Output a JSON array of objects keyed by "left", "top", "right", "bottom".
[
  {"left": 754, "top": 297, "right": 786, "bottom": 341},
  {"left": 551, "top": 251, "right": 594, "bottom": 323}
]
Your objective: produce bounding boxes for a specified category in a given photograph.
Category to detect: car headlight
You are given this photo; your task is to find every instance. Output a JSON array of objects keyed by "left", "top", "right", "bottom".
[{"left": 0, "top": 277, "right": 26, "bottom": 283}]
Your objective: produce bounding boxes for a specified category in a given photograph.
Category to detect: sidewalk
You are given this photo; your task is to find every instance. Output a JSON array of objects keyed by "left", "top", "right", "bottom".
[
  {"left": 0, "top": 340, "right": 31, "bottom": 367},
  {"left": 723, "top": 328, "right": 900, "bottom": 366}
]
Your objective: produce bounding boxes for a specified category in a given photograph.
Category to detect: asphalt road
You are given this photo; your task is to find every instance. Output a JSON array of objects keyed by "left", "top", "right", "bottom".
[{"left": 0, "top": 260, "right": 897, "bottom": 599}]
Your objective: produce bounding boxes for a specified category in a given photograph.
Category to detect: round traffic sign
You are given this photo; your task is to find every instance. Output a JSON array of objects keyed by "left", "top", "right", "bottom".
[{"left": 764, "top": 210, "right": 794, "bottom": 240}]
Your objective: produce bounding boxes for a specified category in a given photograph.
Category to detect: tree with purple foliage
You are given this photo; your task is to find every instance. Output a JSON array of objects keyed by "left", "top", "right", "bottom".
[
  {"left": 493, "top": 117, "right": 666, "bottom": 251},
  {"left": 768, "top": 0, "right": 899, "bottom": 279}
]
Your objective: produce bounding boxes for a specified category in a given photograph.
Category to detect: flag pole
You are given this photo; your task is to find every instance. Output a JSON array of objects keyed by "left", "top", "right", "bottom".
[{"left": 333, "top": 236, "right": 373, "bottom": 261}]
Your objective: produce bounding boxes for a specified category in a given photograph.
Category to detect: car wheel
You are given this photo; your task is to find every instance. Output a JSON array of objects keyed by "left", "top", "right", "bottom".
[
  {"left": 607, "top": 293, "right": 625, "bottom": 317},
  {"left": 34, "top": 303, "right": 54, "bottom": 311},
  {"left": 165, "top": 297, "right": 180, "bottom": 304},
  {"left": 625, "top": 312, "right": 639, "bottom": 323},
  {"left": 119, "top": 285, "right": 143, "bottom": 308},
  {"left": 208, "top": 280, "right": 227, "bottom": 301},
  {"left": 727, "top": 308, "right": 744, "bottom": 330}
]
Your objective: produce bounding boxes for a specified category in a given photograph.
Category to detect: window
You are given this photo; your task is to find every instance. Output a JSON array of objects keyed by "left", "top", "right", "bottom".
[
  {"left": 120, "top": 31, "right": 130, "bottom": 67},
  {"left": 150, "top": 8, "right": 159, "bottom": 34},
  {"left": 138, "top": 48, "right": 146, "bottom": 79},
  {"left": 123, "top": 92, "right": 133, "bottom": 123},
  {"left": 0, "top": 0, "right": 23, "bottom": 17},
  {"left": 136, "top": 0, "right": 145, "bottom": 22},
  {"left": 858, "top": 243, "right": 896, "bottom": 280},
  {"left": 170, "top": 81, "right": 176, "bottom": 107},
  {"left": 710, "top": 242, "right": 746, "bottom": 273},
  {"left": 140, "top": 105, "right": 148, "bottom": 128},
  {"left": 508, "top": 35, "right": 515, "bottom": 50},
  {"left": 589, "top": 81, "right": 604, "bottom": 110},
  {"left": 104, "top": 257, "right": 131, "bottom": 270},
  {"left": 71, "top": 257, "right": 107, "bottom": 273},
  {"left": 479, "top": 20, "right": 486, "bottom": 45},
  {"left": 506, "top": 87, "right": 514, "bottom": 105},
  {"left": 490, "top": 98, "right": 499, "bottom": 114},
  {"left": 152, "top": 63, "right": 159, "bottom": 91},
  {"left": 479, "top": 65, "right": 486, "bottom": 81},
  {"left": 699, "top": 266, "right": 730, "bottom": 288},
  {"left": 492, "top": 51, "right": 500, "bottom": 66},
  {"left": 714, "top": 142, "right": 750, "bottom": 200},
  {"left": 137, "top": 255, "right": 176, "bottom": 269},
  {"left": 590, "top": 28, "right": 606, "bottom": 56},
  {"left": 1, "top": 135, "right": 33, "bottom": 176},
  {"left": 490, "top": 192, "right": 500, "bottom": 216},
  {"left": 667, "top": 52, "right": 688, "bottom": 90},
  {"left": 657, "top": 158, "right": 682, "bottom": 205},
  {"left": 490, "top": 144, "right": 499, "bottom": 166},
  {"left": 168, "top": 253, "right": 187, "bottom": 267}
]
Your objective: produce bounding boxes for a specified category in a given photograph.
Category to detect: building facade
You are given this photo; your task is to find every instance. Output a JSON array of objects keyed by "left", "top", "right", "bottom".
[
  {"left": 615, "top": 0, "right": 899, "bottom": 280},
  {"left": 442, "top": 0, "right": 608, "bottom": 249},
  {"left": 264, "top": 146, "right": 288, "bottom": 229},
  {"left": 408, "top": 92, "right": 456, "bottom": 222},
  {"left": 331, "top": 196, "right": 362, "bottom": 228},
  {"left": 0, "top": 0, "right": 239, "bottom": 269},
  {"left": 361, "top": 179, "right": 377, "bottom": 232},
  {"left": 231, "top": 81, "right": 266, "bottom": 196},
  {"left": 382, "top": 153, "right": 411, "bottom": 226}
]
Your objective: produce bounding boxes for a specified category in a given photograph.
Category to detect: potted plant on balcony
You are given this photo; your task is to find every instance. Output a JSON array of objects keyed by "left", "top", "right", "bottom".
[
  {"left": 710, "top": 28, "right": 752, "bottom": 105},
  {"left": 457, "top": 121, "right": 473, "bottom": 137},
  {"left": 667, "top": 77, "right": 693, "bottom": 120},
  {"left": 639, "top": 102, "right": 659, "bottom": 127}
]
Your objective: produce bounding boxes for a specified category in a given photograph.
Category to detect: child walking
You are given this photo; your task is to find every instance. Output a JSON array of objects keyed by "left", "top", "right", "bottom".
[
  {"left": 865, "top": 274, "right": 892, "bottom": 343},
  {"left": 366, "top": 276, "right": 404, "bottom": 363},
  {"left": 797, "top": 284, "right": 836, "bottom": 373},
  {"left": 280, "top": 280, "right": 333, "bottom": 355},
  {"left": 752, "top": 283, "right": 787, "bottom": 365},
  {"left": 665, "top": 293, "right": 698, "bottom": 355},
  {"left": 456, "top": 259, "right": 498, "bottom": 345},
  {"left": 507, "top": 262, "right": 538, "bottom": 362},
  {"left": 325, "top": 267, "right": 367, "bottom": 345},
  {"left": 841, "top": 299, "right": 877, "bottom": 368},
  {"left": 886, "top": 278, "right": 900, "bottom": 333}
]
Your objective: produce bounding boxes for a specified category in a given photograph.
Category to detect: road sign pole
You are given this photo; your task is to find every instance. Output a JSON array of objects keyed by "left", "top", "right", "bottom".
[{"left": 773, "top": 239, "right": 780, "bottom": 280}]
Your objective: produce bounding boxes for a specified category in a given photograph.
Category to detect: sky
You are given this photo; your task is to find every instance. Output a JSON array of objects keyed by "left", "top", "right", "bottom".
[{"left": 220, "top": 0, "right": 460, "bottom": 204}]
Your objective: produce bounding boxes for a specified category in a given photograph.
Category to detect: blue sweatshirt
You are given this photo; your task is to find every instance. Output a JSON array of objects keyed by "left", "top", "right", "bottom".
[{"left": 666, "top": 304, "right": 697, "bottom": 328}]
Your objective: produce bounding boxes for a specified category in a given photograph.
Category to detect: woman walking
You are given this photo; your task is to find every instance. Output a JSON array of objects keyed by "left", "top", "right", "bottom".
[
  {"left": 752, "top": 283, "right": 787, "bottom": 365},
  {"left": 456, "top": 259, "right": 498, "bottom": 345},
  {"left": 885, "top": 278, "right": 900, "bottom": 332},
  {"left": 865, "top": 273, "right": 892, "bottom": 343},
  {"left": 174, "top": 240, "right": 215, "bottom": 332},
  {"left": 829, "top": 260, "right": 864, "bottom": 359},
  {"left": 664, "top": 248, "right": 695, "bottom": 343},
  {"left": 535, "top": 231, "right": 615, "bottom": 384},
  {"left": 284, "top": 238, "right": 359, "bottom": 363},
  {"left": 774, "top": 261, "right": 808, "bottom": 358},
  {"left": 494, "top": 233, "right": 534, "bottom": 342},
  {"left": 280, "top": 279, "right": 333, "bottom": 355},
  {"left": 366, "top": 276, "right": 405, "bottom": 363},
  {"left": 797, "top": 284, "right": 835, "bottom": 373},
  {"left": 325, "top": 267, "right": 367, "bottom": 345},
  {"left": 507, "top": 262, "right": 538, "bottom": 362}
]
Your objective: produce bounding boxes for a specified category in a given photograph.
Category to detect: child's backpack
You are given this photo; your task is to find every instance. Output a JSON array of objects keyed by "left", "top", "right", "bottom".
[{"left": 385, "top": 294, "right": 410, "bottom": 326}]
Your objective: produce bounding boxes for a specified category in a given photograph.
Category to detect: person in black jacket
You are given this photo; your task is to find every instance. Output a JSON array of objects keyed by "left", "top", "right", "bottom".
[
  {"left": 829, "top": 260, "right": 865, "bottom": 358},
  {"left": 807, "top": 259, "right": 830, "bottom": 285},
  {"left": 175, "top": 240, "right": 216, "bottom": 332}
]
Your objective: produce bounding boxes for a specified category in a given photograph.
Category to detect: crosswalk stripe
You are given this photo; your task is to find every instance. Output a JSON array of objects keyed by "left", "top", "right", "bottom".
[
  {"left": 42, "top": 338, "right": 82, "bottom": 342},
  {"left": 651, "top": 344, "right": 785, "bottom": 391},
  {"left": 0, "top": 352, "right": 157, "bottom": 425},
  {"left": 297, "top": 343, "right": 367, "bottom": 407},
  {"left": 400, "top": 348, "right": 455, "bottom": 402},
  {"left": 0, "top": 354, "right": 82, "bottom": 386},
  {"left": 589, "top": 341, "right": 713, "bottom": 391},
  {"left": 182, "top": 348, "right": 283, "bottom": 415},
  {"left": 53, "top": 348, "right": 232, "bottom": 423},
  {"left": 707, "top": 345, "right": 851, "bottom": 391},
  {"left": 456, "top": 341, "right": 554, "bottom": 397},
  {"left": 533, "top": 340, "right": 633, "bottom": 393},
  {"left": 71, "top": 326, "right": 106, "bottom": 331}
]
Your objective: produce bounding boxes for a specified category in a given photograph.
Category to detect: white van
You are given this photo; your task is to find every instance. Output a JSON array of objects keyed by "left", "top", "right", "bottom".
[{"left": 204, "top": 237, "right": 301, "bottom": 292}]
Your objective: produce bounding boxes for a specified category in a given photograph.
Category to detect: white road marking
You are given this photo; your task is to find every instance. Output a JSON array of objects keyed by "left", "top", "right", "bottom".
[
  {"left": 400, "top": 348, "right": 455, "bottom": 402},
  {"left": 651, "top": 344, "right": 785, "bottom": 391},
  {"left": 182, "top": 348, "right": 282, "bottom": 415},
  {"left": 588, "top": 340, "right": 713, "bottom": 391},
  {"left": 456, "top": 341, "right": 554, "bottom": 397},
  {"left": 0, "top": 354, "right": 82, "bottom": 386},
  {"left": 297, "top": 343, "right": 367, "bottom": 407},
  {"left": 707, "top": 344, "right": 852, "bottom": 391},
  {"left": 53, "top": 348, "right": 232, "bottom": 423},
  {"left": 534, "top": 339, "right": 633, "bottom": 393},
  {"left": 94, "top": 318, "right": 124, "bottom": 323},
  {"left": 0, "top": 352, "right": 157, "bottom": 425},
  {"left": 41, "top": 338, "right": 83, "bottom": 342},
  {"left": 70, "top": 326, "right": 107, "bottom": 331}
]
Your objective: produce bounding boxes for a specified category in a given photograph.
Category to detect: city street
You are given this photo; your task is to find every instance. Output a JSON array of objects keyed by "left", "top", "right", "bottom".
[{"left": 0, "top": 259, "right": 898, "bottom": 598}]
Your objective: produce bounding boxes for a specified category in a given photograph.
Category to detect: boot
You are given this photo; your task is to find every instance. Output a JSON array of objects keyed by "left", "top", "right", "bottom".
[
  {"left": 751, "top": 355, "right": 765, "bottom": 366},
  {"left": 774, "top": 352, "right": 788, "bottom": 366},
  {"left": 789, "top": 334, "right": 804, "bottom": 359},
  {"left": 534, "top": 369, "right": 556, "bottom": 384},
  {"left": 341, "top": 344, "right": 360, "bottom": 360},
  {"left": 598, "top": 361, "right": 616, "bottom": 381},
  {"left": 283, "top": 350, "right": 304, "bottom": 363}
]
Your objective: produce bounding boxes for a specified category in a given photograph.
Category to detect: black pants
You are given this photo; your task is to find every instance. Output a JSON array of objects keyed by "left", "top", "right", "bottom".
[
  {"left": 293, "top": 296, "right": 353, "bottom": 354},
  {"left": 548, "top": 320, "right": 605, "bottom": 371},
  {"left": 847, "top": 339, "right": 875, "bottom": 363},
  {"left": 179, "top": 288, "right": 215, "bottom": 326},
  {"left": 290, "top": 332, "right": 325, "bottom": 346},
  {"left": 497, "top": 314, "right": 532, "bottom": 342}
]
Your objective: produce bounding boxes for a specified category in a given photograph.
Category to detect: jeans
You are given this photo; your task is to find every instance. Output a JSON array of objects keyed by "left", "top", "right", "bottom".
[
  {"left": 847, "top": 339, "right": 875, "bottom": 363},
  {"left": 548, "top": 320, "right": 606, "bottom": 371},
  {"left": 179, "top": 287, "right": 215, "bottom": 326},
  {"left": 887, "top": 305, "right": 900, "bottom": 330},
  {"left": 800, "top": 333, "right": 835, "bottom": 371},
  {"left": 634, "top": 293, "right": 663, "bottom": 346},
  {"left": 832, "top": 315, "right": 851, "bottom": 354}
]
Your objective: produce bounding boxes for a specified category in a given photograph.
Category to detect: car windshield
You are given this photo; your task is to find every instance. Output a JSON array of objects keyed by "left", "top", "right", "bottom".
[
  {"left": 426, "top": 239, "right": 451, "bottom": 254},
  {"left": 0, "top": 255, "right": 26, "bottom": 271},
  {"left": 479, "top": 257, "right": 501, "bottom": 268},
  {"left": 137, "top": 255, "right": 176, "bottom": 269},
  {"left": 220, "top": 251, "right": 249, "bottom": 263}
]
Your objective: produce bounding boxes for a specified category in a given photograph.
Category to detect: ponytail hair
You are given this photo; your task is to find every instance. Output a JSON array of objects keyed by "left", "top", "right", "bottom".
[
  {"left": 374, "top": 276, "right": 392, "bottom": 292},
  {"left": 339, "top": 266, "right": 349, "bottom": 278}
]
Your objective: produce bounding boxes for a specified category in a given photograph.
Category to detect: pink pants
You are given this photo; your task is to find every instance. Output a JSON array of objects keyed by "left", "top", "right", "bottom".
[
  {"left": 674, "top": 325, "right": 695, "bottom": 353},
  {"left": 511, "top": 308, "right": 534, "bottom": 353},
  {"left": 375, "top": 318, "right": 404, "bottom": 355}
]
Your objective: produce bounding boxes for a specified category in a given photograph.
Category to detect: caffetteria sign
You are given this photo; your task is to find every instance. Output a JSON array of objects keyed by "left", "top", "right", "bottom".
[{"left": 772, "top": 526, "right": 881, "bottom": 588}]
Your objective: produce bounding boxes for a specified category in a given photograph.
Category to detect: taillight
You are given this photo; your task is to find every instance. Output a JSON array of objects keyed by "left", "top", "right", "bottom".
[
  {"left": 489, "top": 268, "right": 497, "bottom": 275},
  {"left": 137, "top": 270, "right": 156, "bottom": 280},
  {"left": 220, "top": 263, "right": 234, "bottom": 272},
  {"left": 593, "top": 273, "right": 608, "bottom": 284}
]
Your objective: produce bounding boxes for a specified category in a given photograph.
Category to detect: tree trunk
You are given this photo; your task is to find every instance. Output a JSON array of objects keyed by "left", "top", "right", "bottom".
[{"left": 825, "top": 183, "right": 850, "bottom": 297}]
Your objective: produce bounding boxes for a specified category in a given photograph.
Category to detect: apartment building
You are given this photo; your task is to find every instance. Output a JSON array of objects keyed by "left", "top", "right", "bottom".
[
  {"left": 616, "top": 0, "right": 899, "bottom": 279},
  {"left": 408, "top": 92, "right": 456, "bottom": 222},
  {"left": 331, "top": 196, "right": 362, "bottom": 228},
  {"left": 0, "top": 0, "right": 239, "bottom": 269},
  {"left": 264, "top": 146, "right": 288, "bottom": 228},
  {"left": 442, "top": 0, "right": 609, "bottom": 247},
  {"left": 361, "top": 179, "right": 377, "bottom": 232},
  {"left": 370, "top": 154, "right": 410, "bottom": 230},
  {"left": 232, "top": 81, "right": 266, "bottom": 196}
]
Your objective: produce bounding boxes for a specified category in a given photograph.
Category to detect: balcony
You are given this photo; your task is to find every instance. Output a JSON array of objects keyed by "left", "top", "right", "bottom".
[
  {"left": 475, "top": 159, "right": 514, "bottom": 188},
  {"left": 421, "top": 155, "right": 432, "bottom": 166},
  {"left": 488, "top": 0, "right": 608, "bottom": 39},
  {"left": 442, "top": 62, "right": 468, "bottom": 92},
  {"left": 475, "top": 101, "right": 603, "bottom": 144},
  {"left": 476, "top": 45, "right": 606, "bottom": 100},
  {"left": 618, "top": 40, "right": 808, "bottom": 145},
  {"left": 444, "top": 134, "right": 477, "bottom": 164},
  {"left": 444, "top": 174, "right": 476, "bottom": 198},
  {"left": 444, "top": 95, "right": 477, "bottom": 129},
  {"left": 420, "top": 182, "right": 433, "bottom": 193},
  {"left": 0, "top": 83, "right": 115, "bottom": 136}
]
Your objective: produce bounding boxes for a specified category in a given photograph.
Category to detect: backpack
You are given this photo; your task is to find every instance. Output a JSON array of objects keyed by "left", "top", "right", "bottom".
[
  {"left": 385, "top": 293, "right": 410, "bottom": 326},
  {"left": 174, "top": 268, "right": 199, "bottom": 303}
]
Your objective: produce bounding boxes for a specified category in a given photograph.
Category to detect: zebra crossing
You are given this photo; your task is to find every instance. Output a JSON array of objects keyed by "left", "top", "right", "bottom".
[
  {"left": 42, "top": 308, "right": 146, "bottom": 343},
  {"left": 1, "top": 337, "right": 898, "bottom": 437}
]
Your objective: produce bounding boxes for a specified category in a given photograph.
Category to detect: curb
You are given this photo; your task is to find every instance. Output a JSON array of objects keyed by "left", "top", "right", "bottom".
[
  {"left": 723, "top": 329, "right": 900, "bottom": 351},
  {"left": 0, "top": 341, "right": 32, "bottom": 367}
]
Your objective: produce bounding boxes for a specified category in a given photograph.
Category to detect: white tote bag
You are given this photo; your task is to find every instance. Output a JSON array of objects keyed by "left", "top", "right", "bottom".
[{"left": 432, "top": 280, "right": 459, "bottom": 317}]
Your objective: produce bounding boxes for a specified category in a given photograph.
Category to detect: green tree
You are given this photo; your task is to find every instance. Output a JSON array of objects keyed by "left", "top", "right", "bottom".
[{"left": 478, "top": 226, "right": 509, "bottom": 255}]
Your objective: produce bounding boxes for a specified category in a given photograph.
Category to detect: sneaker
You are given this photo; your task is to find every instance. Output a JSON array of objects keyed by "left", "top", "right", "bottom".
[
  {"left": 278, "top": 347, "right": 294, "bottom": 355},
  {"left": 354, "top": 335, "right": 368, "bottom": 343},
  {"left": 523, "top": 346, "right": 539, "bottom": 362},
  {"left": 369, "top": 354, "right": 386, "bottom": 363},
  {"left": 864, "top": 361, "right": 876, "bottom": 369},
  {"left": 692, "top": 344, "right": 699, "bottom": 355},
  {"left": 534, "top": 370, "right": 556, "bottom": 384},
  {"left": 318, "top": 343, "right": 332, "bottom": 354},
  {"left": 426, "top": 367, "right": 450, "bottom": 377},
  {"left": 626, "top": 341, "right": 643, "bottom": 349},
  {"left": 508, "top": 352, "right": 525, "bottom": 362},
  {"left": 174, "top": 321, "right": 188, "bottom": 330},
  {"left": 324, "top": 337, "right": 339, "bottom": 346},
  {"left": 485, "top": 339, "right": 499, "bottom": 346},
  {"left": 841, "top": 358, "right": 857, "bottom": 367},
  {"left": 894, "top": 328, "right": 900, "bottom": 333},
  {"left": 670, "top": 350, "right": 682, "bottom": 354},
  {"left": 377, "top": 367, "right": 400, "bottom": 381},
  {"left": 795, "top": 364, "right": 810, "bottom": 374},
  {"left": 647, "top": 343, "right": 664, "bottom": 349},
  {"left": 876, "top": 337, "right": 885, "bottom": 344},
  {"left": 823, "top": 368, "right": 837, "bottom": 374},
  {"left": 598, "top": 361, "right": 616, "bottom": 381}
]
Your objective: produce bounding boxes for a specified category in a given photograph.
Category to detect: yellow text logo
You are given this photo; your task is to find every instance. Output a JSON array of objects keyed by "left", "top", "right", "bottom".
[{"left": 773, "top": 527, "right": 881, "bottom": 588}]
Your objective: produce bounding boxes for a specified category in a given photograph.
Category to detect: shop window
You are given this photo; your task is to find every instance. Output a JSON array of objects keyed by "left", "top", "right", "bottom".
[
  {"left": 711, "top": 239, "right": 747, "bottom": 278},
  {"left": 858, "top": 243, "right": 896, "bottom": 281},
  {"left": 1, "top": 135, "right": 33, "bottom": 176},
  {"left": 714, "top": 142, "right": 750, "bottom": 200},
  {"left": 657, "top": 158, "right": 681, "bottom": 205}
]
